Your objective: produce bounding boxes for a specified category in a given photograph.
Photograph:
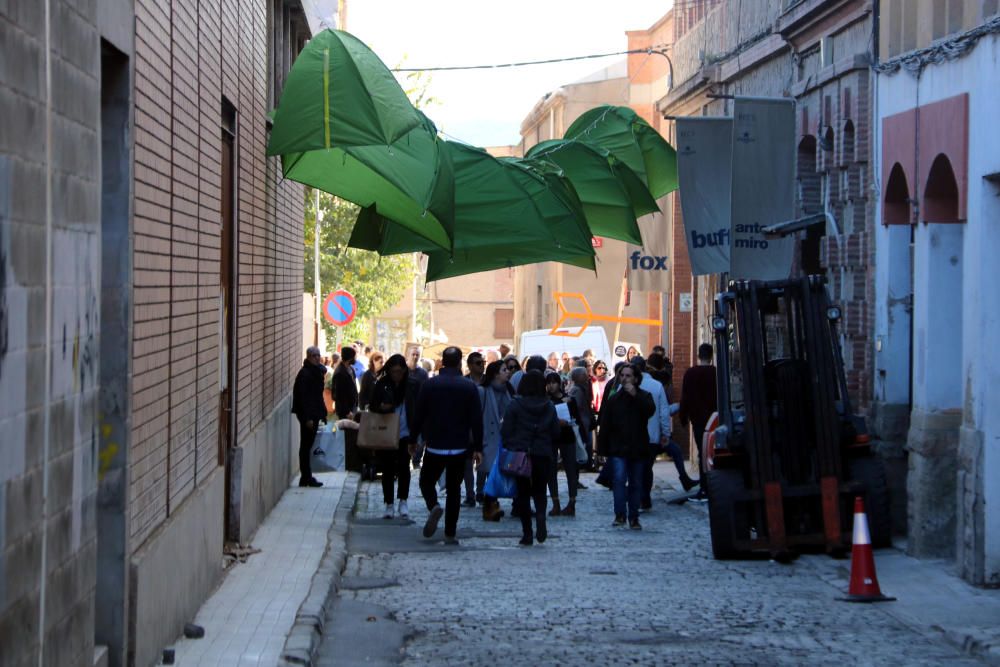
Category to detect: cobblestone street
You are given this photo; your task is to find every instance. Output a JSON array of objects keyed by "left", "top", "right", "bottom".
[{"left": 317, "top": 463, "right": 991, "bottom": 666}]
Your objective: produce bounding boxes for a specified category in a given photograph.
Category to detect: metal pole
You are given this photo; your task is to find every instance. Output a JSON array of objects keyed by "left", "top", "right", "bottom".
[{"left": 314, "top": 189, "right": 321, "bottom": 347}]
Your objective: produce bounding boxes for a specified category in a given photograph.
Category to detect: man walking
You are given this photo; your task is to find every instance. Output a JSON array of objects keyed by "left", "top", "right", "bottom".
[
  {"left": 630, "top": 356, "right": 672, "bottom": 511},
  {"left": 412, "top": 347, "right": 483, "bottom": 544},
  {"left": 292, "top": 346, "right": 327, "bottom": 487},
  {"left": 678, "top": 343, "right": 718, "bottom": 501}
]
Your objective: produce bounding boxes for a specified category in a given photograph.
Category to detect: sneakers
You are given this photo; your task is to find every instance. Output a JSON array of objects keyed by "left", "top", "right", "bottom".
[
  {"left": 681, "top": 476, "right": 701, "bottom": 492},
  {"left": 630, "top": 518, "right": 642, "bottom": 530},
  {"left": 576, "top": 481, "right": 588, "bottom": 490},
  {"left": 382, "top": 503, "right": 394, "bottom": 519},
  {"left": 397, "top": 499, "right": 409, "bottom": 518},
  {"left": 613, "top": 514, "right": 626, "bottom": 527},
  {"left": 423, "top": 505, "right": 444, "bottom": 537},
  {"left": 299, "top": 477, "right": 323, "bottom": 488},
  {"left": 443, "top": 534, "right": 460, "bottom": 546},
  {"left": 689, "top": 490, "right": 708, "bottom": 502}
]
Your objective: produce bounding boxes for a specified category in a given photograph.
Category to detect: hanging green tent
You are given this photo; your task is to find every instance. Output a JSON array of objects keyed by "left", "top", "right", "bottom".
[
  {"left": 564, "top": 105, "right": 679, "bottom": 199},
  {"left": 524, "top": 139, "right": 659, "bottom": 244},
  {"left": 350, "top": 141, "right": 596, "bottom": 280},
  {"left": 267, "top": 30, "right": 454, "bottom": 250}
]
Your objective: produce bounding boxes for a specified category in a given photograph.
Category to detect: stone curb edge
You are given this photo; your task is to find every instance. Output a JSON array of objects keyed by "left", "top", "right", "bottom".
[{"left": 279, "top": 473, "right": 362, "bottom": 666}]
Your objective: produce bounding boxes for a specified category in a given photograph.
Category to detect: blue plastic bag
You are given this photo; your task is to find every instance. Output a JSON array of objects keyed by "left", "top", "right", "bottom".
[{"left": 484, "top": 447, "right": 518, "bottom": 499}]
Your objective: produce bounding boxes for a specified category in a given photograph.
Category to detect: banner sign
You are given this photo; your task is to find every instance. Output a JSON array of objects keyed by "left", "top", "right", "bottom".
[
  {"left": 729, "top": 97, "right": 795, "bottom": 280},
  {"left": 676, "top": 117, "right": 733, "bottom": 276},
  {"left": 626, "top": 210, "right": 670, "bottom": 292}
]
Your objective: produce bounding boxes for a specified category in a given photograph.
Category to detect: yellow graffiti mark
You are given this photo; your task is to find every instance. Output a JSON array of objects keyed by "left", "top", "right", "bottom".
[{"left": 98, "top": 442, "right": 118, "bottom": 481}]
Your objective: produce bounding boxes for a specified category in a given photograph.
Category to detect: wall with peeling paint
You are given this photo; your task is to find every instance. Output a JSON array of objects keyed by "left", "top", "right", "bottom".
[
  {"left": 874, "top": 31, "right": 1000, "bottom": 584},
  {"left": 0, "top": 1, "right": 102, "bottom": 664}
]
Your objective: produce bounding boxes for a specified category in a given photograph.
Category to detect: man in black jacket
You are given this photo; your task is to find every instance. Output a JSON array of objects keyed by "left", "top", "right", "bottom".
[
  {"left": 292, "top": 346, "right": 328, "bottom": 487},
  {"left": 412, "top": 346, "right": 483, "bottom": 544}
]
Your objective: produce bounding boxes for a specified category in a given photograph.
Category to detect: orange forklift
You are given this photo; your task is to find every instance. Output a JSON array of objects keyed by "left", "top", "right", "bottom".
[{"left": 703, "top": 276, "right": 890, "bottom": 560}]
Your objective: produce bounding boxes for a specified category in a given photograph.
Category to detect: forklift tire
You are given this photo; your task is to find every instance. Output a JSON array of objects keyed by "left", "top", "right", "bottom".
[
  {"left": 848, "top": 456, "right": 892, "bottom": 549},
  {"left": 707, "top": 469, "right": 747, "bottom": 560}
]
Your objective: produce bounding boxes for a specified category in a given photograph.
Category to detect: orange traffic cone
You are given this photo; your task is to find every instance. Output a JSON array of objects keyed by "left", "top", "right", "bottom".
[{"left": 840, "top": 496, "right": 895, "bottom": 602}]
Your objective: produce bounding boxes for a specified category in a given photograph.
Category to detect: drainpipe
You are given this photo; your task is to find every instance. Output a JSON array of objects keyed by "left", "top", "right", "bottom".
[{"left": 39, "top": 0, "right": 53, "bottom": 663}]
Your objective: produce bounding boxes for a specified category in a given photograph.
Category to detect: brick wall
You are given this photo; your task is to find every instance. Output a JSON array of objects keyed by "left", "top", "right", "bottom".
[
  {"left": 0, "top": 2, "right": 101, "bottom": 664},
  {"left": 130, "top": 0, "right": 303, "bottom": 551}
]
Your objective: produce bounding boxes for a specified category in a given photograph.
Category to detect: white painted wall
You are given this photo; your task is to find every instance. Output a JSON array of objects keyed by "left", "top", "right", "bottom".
[{"left": 874, "top": 31, "right": 1000, "bottom": 582}]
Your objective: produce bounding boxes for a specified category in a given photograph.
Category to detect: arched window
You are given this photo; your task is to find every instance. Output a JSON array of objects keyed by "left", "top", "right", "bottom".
[
  {"left": 883, "top": 163, "right": 911, "bottom": 225},
  {"left": 923, "top": 153, "right": 960, "bottom": 223},
  {"left": 797, "top": 135, "right": 821, "bottom": 216}
]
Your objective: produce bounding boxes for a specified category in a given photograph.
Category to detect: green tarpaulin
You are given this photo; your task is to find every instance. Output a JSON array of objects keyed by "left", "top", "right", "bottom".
[
  {"left": 524, "top": 139, "right": 659, "bottom": 244},
  {"left": 564, "top": 105, "right": 679, "bottom": 199},
  {"left": 267, "top": 31, "right": 454, "bottom": 250}
]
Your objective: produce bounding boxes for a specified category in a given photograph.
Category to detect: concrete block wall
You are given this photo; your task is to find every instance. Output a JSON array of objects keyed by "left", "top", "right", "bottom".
[{"left": 0, "top": 1, "right": 101, "bottom": 664}]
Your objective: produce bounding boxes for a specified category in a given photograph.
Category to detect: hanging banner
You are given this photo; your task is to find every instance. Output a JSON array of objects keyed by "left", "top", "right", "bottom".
[
  {"left": 729, "top": 97, "right": 795, "bottom": 280},
  {"left": 626, "top": 210, "right": 670, "bottom": 292},
  {"left": 675, "top": 117, "right": 733, "bottom": 276}
]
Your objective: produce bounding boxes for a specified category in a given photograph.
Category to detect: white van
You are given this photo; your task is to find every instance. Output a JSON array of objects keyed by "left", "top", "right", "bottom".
[{"left": 518, "top": 327, "right": 612, "bottom": 366}]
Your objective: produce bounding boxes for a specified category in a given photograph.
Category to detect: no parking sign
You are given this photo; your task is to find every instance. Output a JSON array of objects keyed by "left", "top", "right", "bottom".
[{"left": 322, "top": 290, "right": 357, "bottom": 327}]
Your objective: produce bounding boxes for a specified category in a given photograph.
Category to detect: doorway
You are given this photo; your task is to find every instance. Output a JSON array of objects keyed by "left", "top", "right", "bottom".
[
  {"left": 96, "top": 39, "right": 131, "bottom": 667},
  {"left": 220, "top": 99, "right": 237, "bottom": 541}
]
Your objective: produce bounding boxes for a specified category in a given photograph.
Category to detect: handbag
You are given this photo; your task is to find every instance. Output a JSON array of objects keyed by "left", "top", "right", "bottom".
[
  {"left": 484, "top": 447, "right": 518, "bottom": 499},
  {"left": 357, "top": 410, "right": 400, "bottom": 450},
  {"left": 498, "top": 448, "right": 532, "bottom": 478}
]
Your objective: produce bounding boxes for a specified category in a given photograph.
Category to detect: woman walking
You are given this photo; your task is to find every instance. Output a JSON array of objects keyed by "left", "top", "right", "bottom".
[
  {"left": 597, "top": 364, "right": 655, "bottom": 529},
  {"left": 358, "top": 351, "right": 385, "bottom": 411},
  {"left": 477, "top": 360, "right": 513, "bottom": 521},
  {"left": 369, "top": 354, "right": 417, "bottom": 519},
  {"left": 544, "top": 372, "right": 580, "bottom": 517},
  {"left": 501, "top": 370, "right": 560, "bottom": 546},
  {"left": 591, "top": 360, "right": 610, "bottom": 414}
]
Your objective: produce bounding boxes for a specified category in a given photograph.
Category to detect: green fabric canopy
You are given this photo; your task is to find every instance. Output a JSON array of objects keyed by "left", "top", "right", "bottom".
[
  {"left": 564, "top": 105, "right": 679, "bottom": 199},
  {"left": 267, "top": 31, "right": 454, "bottom": 250},
  {"left": 524, "top": 139, "right": 659, "bottom": 244},
  {"left": 350, "top": 141, "right": 596, "bottom": 280}
]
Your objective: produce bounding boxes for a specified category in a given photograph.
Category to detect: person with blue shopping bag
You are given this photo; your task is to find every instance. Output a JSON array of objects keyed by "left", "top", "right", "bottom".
[{"left": 477, "top": 360, "right": 513, "bottom": 521}]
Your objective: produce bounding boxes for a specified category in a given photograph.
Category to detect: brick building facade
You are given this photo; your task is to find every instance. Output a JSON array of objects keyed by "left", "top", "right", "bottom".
[{"left": 0, "top": 1, "right": 310, "bottom": 664}]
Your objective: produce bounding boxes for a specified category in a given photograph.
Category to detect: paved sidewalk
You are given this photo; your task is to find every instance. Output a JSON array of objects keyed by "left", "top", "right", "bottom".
[{"left": 168, "top": 471, "right": 353, "bottom": 666}]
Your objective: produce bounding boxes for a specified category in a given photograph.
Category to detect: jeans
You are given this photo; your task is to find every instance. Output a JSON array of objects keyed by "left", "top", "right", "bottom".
[
  {"left": 378, "top": 439, "right": 411, "bottom": 504},
  {"left": 298, "top": 419, "right": 318, "bottom": 481},
  {"left": 514, "top": 455, "right": 551, "bottom": 538},
  {"left": 665, "top": 440, "right": 696, "bottom": 485},
  {"left": 547, "top": 439, "right": 578, "bottom": 501},
  {"left": 610, "top": 456, "right": 645, "bottom": 521},
  {"left": 642, "top": 446, "right": 657, "bottom": 506},
  {"left": 419, "top": 452, "right": 467, "bottom": 537}
]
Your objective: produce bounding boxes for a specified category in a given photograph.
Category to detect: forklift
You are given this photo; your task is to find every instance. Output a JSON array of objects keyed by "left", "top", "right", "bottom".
[{"left": 703, "top": 276, "right": 891, "bottom": 560}]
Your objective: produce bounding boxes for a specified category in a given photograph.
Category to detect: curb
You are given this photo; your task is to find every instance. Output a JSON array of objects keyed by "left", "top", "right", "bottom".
[{"left": 279, "top": 472, "right": 362, "bottom": 666}]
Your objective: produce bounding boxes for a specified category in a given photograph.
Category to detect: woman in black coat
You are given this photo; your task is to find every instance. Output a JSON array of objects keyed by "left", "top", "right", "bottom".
[
  {"left": 500, "top": 370, "right": 560, "bottom": 546},
  {"left": 369, "top": 354, "right": 417, "bottom": 520},
  {"left": 544, "top": 371, "right": 580, "bottom": 517},
  {"left": 597, "top": 365, "right": 655, "bottom": 529}
]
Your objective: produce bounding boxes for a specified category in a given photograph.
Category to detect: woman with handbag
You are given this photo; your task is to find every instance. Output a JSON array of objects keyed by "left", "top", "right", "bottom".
[
  {"left": 544, "top": 371, "right": 580, "bottom": 517},
  {"left": 500, "top": 370, "right": 560, "bottom": 546},
  {"left": 477, "top": 361, "right": 513, "bottom": 521},
  {"left": 370, "top": 354, "right": 417, "bottom": 519},
  {"left": 358, "top": 351, "right": 385, "bottom": 411}
]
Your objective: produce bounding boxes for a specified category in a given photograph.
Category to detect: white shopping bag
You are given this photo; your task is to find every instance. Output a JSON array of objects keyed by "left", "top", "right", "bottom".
[{"left": 312, "top": 425, "right": 346, "bottom": 472}]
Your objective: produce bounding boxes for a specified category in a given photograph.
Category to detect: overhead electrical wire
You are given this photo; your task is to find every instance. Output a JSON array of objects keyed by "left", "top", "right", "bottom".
[{"left": 391, "top": 45, "right": 672, "bottom": 72}]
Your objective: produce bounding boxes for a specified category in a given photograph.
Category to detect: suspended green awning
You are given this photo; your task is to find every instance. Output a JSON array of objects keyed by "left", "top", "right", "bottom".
[
  {"left": 350, "top": 141, "right": 596, "bottom": 280},
  {"left": 564, "top": 105, "right": 679, "bottom": 198},
  {"left": 268, "top": 30, "right": 454, "bottom": 250},
  {"left": 524, "top": 139, "right": 659, "bottom": 244}
]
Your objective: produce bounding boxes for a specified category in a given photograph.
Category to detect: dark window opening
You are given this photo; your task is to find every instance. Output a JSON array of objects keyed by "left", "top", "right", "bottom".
[
  {"left": 923, "top": 153, "right": 960, "bottom": 223},
  {"left": 884, "top": 162, "right": 911, "bottom": 225}
]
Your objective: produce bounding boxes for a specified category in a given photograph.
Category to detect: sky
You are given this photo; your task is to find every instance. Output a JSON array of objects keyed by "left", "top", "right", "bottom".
[{"left": 344, "top": 1, "right": 672, "bottom": 147}]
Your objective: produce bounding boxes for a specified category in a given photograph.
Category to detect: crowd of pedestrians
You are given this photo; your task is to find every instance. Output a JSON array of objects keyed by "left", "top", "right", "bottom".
[{"left": 291, "top": 338, "right": 717, "bottom": 547}]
